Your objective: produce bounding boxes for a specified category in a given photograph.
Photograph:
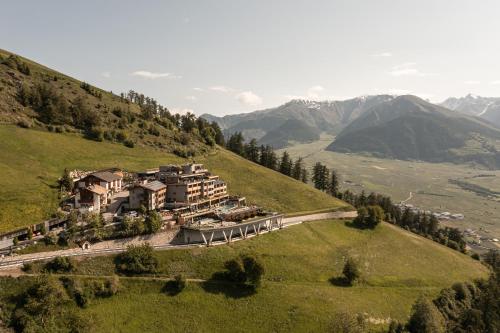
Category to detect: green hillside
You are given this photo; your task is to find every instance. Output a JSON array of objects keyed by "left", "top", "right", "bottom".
[
  {"left": 27, "top": 219, "right": 488, "bottom": 332},
  {"left": 0, "top": 125, "right": 348, "bottom": 233},
  {"left": 0, "top": 48, "right": 214, "bottom": 157}
]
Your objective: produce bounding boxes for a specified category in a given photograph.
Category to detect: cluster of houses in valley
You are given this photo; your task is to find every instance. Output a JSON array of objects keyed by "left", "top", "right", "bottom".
[{"left": 395, "top": 202, "right": 464, "bottom": 220}]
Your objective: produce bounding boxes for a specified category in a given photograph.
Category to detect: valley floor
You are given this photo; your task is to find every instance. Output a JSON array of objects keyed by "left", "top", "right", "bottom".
[{"left": 281, "top": 135, "right": 500, "bottom": 247}]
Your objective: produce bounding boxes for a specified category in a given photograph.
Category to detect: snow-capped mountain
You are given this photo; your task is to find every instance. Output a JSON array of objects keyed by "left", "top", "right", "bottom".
[
  {"left": 441, "top": 94, "right": 500, "bottom": 127},
  {"left": 201, "top": 95, "right": 395, "bottom": 148}
]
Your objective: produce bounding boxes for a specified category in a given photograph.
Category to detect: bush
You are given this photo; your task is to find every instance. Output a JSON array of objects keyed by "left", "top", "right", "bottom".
[
  {"left": 85, "top": 127, "right": 103, "bottom": 141},
  {"left": 342, "top": 257, "right": 360, "bottom": 285},
  {"left": 329, "top": 312, "right": 366, "bottom": 333},
  {"left": 407, "top": 297, "right": 445, "bottom": 333},
  {"left": 222, "top": 256, "right": 265, "bottom": 288},
  {"left": 164, "top": 274, "right": 187, "bottom": 295},
  {"left": 353, "top": 205, "right": 384, "bottom": 229},
  {"left": 17, "top": 119, "right": 32, "bottom": 128},
  {"left": 115, "top": 243, "right": 158, "bottom": 275},
  {"left": 144, "top": 211, "right": 162, "bottom": 234},
  {"left": 44, "top": 256, "right": 75, "bottom": 273},
  {"left": 115, "top": 131, "right": 127, "bottom": 142},
  {"left": 43, "top": 233, "right": 57, "bottom": 245},
  {"left": 63, "top": 276, "right": 120, "bottom": 308},
  {"left": 22, "top": 262, "right": 33, "bottom": 273},
  {"left": 123, "top": 139, "right": 135, "bottom": 148}
]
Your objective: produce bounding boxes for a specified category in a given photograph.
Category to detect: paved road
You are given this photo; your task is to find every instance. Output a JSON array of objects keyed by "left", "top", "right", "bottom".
[{"left": 0, "top": 210, "right": 356, "bottom": 269}]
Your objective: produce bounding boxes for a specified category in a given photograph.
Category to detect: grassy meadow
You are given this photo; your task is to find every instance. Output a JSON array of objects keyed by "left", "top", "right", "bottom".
[
  {"left": 0, "top": 125, "right": 348, "bottom": 233},
  {"left": 56, "top": 219, "right": 490, "bottom": 332}
]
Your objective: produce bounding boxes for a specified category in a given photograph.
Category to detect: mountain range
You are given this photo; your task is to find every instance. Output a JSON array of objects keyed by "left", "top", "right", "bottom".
[
  {"left": 441, "top": 94, "right": 500, "bottom": 127},
  {"left": 201, "top": 95, "right": 394, "bottom": 147},
  {"left": 203, "top": 94, "right": 500, "bottom": 168}
]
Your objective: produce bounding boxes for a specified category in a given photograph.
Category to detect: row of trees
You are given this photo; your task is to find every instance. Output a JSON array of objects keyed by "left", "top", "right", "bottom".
[
  {"left": 120, "top": 90, "right": 224, "bottom": 146},
  {"left": 338, "top": 189, "right": 467, "bottom": 253},
  {"left": 226, "top": 132, "right": 310, "bottom": 183},
  {"left": 9, "top": 273, "right": 120, "bottom": 332},
  {"left": 15, "top": 78, "right": 225, "bottom": 150}
]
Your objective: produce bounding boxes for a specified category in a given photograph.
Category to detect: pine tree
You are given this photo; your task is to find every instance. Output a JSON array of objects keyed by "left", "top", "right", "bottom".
[
  {"left": 245, "top": 139, "right": 259, "bottom": 163},
  {"left": 292, "top": 157, "right": 303, "bottom": 180},
  {"left": 300, "top": 167, "right": 308, "bottom": 183},
  {"left": 312, "top": 162, "right": 329, "bottom": 191},
  {"left": 328, "top": 169, "right": 339, "bottom": 197},
  {"left": 279, "top": 151, "right": 293, "bottom": 176},
  {"left": 60, "top": 168, "right": 73, "bottom": 192}
]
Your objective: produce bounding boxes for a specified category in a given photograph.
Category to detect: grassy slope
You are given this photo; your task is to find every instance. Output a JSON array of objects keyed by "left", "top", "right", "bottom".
[
  {"left": 71, "top": 219, "right": 488, "bottom": 332},
  {"left": 0, "top": 125, "right": 347, "bottom": 232}
]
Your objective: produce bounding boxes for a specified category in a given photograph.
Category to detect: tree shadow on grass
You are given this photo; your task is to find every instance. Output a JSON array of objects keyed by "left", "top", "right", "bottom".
[
  {"left": 201, "top": 272, "right": 256, "bottom": 299},
  {"left": 329, "top": 276, "right": 352, "bottom": 287},
  {"left": 344, "top": 220, "right": 372, "bottom": 230},
  {"left": 162, "top": 281, "right": 182, "bottom": 296}
]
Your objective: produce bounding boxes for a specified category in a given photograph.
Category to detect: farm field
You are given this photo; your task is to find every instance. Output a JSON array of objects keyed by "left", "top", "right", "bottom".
[{"left": 281, "top": 135, "right": 500, "bottom": 240}]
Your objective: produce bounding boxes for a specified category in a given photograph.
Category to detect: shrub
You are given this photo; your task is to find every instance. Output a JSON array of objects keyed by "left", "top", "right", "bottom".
[
  {"left": 44, "top": 256, "right": 75, "bottom": 273},
  {"left": 144, "top": 211, "right": 162, "bottom": 234},
  {"left": 329, "top": 312, "right": 366, "bottom": 333},
  {"left": 22, "top": 262, "right": 33, "bottom": 273},
  {"left": 222, "top": 256, "right": 265, "bottom": 288},
  {"left": 112, "top": 107, "right": 123, "bottom": 118},
  {"left": 115, "top": 243, "right": 158, "bottom": 275},
  {"left": 407, "top": 297, "right": 445, "bottom": 333},
  {"left": 85, "top": 127, "right": 103, "bottom": 141},
  {"left": 17, "top": 119, "right": 32, "bottom": 128},
  {"left": 123, "top": 139, "right": 135, "bottom": 148},
  {"left": 115, "top": 131, "right": 127, "bottom": 142},
  {"left": 353, "top": 205, "right": 384, "bottom": 229},
  {"left": 164, "top": 274, "right": 187, "bottom": 295},
  {"left": 43, "top": 233, "right": 57, "bottom": 245},
  {"left": 342, "top": 257, "right": 360, "bottom": 285}
]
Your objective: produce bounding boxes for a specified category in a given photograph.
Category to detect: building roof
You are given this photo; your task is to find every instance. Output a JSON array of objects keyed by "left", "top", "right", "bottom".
[
  {"left": 87, "top": 184, "right": 107, "bottom": 195},
  {"left": 140, "top": 180, "right": 167, "bottom": 192},
  {"left": 91, "top": 171, "right": 122, "bottom": 182}
]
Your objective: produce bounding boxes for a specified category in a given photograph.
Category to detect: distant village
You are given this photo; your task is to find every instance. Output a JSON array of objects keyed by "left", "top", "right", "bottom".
[
  {"left": 395, "top": 202, "right": 464, "bottom": 221},
  {"left": 396, "top": 202, "right": 499, "bottom": 249}
]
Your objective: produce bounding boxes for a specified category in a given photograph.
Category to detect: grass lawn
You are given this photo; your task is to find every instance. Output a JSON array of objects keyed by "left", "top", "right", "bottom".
[
  {"left": 44, "top": 219, "right": 488, "bottom": 332},
  {"left": 0, "top": 126, "right": 348, "bottom": 233}
]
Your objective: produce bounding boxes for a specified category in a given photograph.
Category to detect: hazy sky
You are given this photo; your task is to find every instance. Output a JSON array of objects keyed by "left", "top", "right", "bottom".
[{"left": 1, "top": 0, "right": 500, "bottom": 116}]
